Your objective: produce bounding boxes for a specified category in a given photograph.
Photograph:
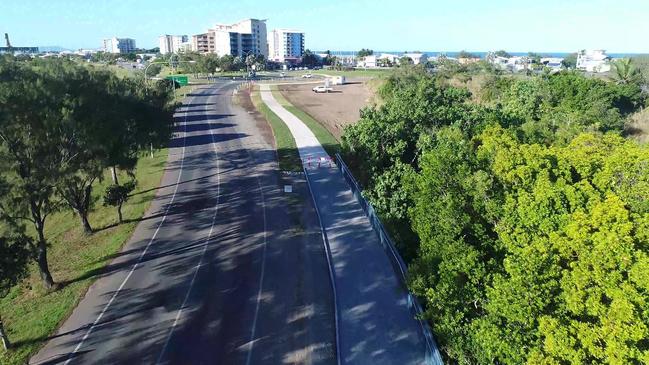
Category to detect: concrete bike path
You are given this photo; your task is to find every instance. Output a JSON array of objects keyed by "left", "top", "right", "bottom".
[{"left": 260, "top": 84, "right": 434, "bottom": 365}]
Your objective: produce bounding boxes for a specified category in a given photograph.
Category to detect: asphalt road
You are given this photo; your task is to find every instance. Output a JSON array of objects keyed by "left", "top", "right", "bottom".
[{"left": 30, "top": 82, "right": 335, "bottom": 365}]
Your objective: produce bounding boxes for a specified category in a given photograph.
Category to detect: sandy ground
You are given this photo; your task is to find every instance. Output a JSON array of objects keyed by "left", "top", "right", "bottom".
[{"left": 278, "top": 79, "right": 376, "bottom": 140}]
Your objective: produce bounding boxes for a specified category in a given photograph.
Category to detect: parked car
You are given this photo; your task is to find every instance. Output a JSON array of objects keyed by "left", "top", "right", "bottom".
[{"left": 312, "top": 85, "right": 332, "bottom": 93}]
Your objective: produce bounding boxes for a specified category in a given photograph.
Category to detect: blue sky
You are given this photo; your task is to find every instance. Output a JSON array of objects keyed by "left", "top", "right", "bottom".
[{"left": 2, "top": 0, "right": 648, "bottom": 53}]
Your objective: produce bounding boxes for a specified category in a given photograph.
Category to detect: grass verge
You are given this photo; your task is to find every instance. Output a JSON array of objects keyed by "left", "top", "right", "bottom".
[
  {"left": 269, "top": 86, "right": 341, "bottom": 157},
  {"left": 0, "top": 149, "right": 169, "bottom": 365},
  {"left": 249, "top": 87, "right": 302, "bottom": 171}
]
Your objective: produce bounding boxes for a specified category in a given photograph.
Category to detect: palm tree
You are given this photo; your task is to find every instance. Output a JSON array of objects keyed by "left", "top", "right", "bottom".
[{"left": 611, "top": 58, "right": 641, "bottom": 84}]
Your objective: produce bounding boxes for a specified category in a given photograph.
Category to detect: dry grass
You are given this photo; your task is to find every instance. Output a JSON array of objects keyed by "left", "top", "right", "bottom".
[{"left": 626, "top": 108, "right": 649, "bottom": 144}]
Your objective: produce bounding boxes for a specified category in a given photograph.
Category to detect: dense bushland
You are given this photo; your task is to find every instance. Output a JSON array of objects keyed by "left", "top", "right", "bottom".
[{"left": 342, "top": 66, "right": 649, "bottom": 364}]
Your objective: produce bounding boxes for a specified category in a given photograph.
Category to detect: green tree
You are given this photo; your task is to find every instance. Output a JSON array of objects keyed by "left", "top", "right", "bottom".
[
  {"left": 399, "top": 56, "right": 414, "bottom": 66},
  {"left": 495, "top": 50, "right": 512, "bottom": 58},
  {"left": 408, "top": 126, "right": 501, "bottom": 363},
  {"left": 146, "top": 62, "right": 162, "bottom": 77},
  {"left": 561, "top": 53, "right": 578, "bottom": 69},
  {"left": 198, "top": 53, "right": 219, "bottom": 75},
  {"left": 357, "top": 48, "right": 374, "bottom": 58},
  {"left": 301, "top": 49, "right": 320, "bottom": 67},
  {"left": 0, "top": 58, "right": 64, "bottom": 289},
  {"left": 323, "top": 50, "right": 336, "bottom": 66},
  {"left": 458, "top": 50, "right": 478, "bottom": 59},
  {"left": 472, "top": 129, "right": 649, "bottom": 364},
  {"left": 218, "top": 54, "right": 236, "bottom": 72},
  {"left": 0, "top": 221, "right": 31, "bottom": 350},
  {"left": 245, "top": 53, "right": 256, "bottom": 70},
  {"left": 103, "top": 181, "right": 136, "bottom": 224},
  {"left": 122, "top": 52, "right": 137, "bottom": 62},
  {"left": 340, "top": 66, "right": 649, "bottom": 363},
  {"left": 611, "top": 58, "right": 643, "bottom": 85}
]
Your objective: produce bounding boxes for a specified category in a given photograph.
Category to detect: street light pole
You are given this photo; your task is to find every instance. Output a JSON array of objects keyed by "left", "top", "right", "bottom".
[{"left": 144, "top": 60, "right": 167, "bottom": 86}]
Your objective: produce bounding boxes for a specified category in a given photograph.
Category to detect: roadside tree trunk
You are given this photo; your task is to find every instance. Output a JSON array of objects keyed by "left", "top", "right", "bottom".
[
  {"left": 117, "top": 203, "right": 123, "bottom": 224},
  {"left": 78, "top": 183, "right": 93, "bottom": 234},
  {"left": 60, "top": 180, "right": 94, "bottom": 234},
  {"left": 35, "top": 222, "right": 55, "bottom": 290},
  {"left": 111, "top": 166, "right": 119, "bottom": 185},
  {"left": 79, "top": 212, "right": 93, "bottom": 234},
  {"left": 0, "top": 315, "right": 9, "bottom": 350}
]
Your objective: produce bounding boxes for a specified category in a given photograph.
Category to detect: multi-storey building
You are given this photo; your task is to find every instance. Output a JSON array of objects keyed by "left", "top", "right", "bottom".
[
  {"left": 193, "top": 19, "right": 267, "bottom": 57},
  {"left": 159, "top": 35, "right": 189, "bottom": 54},
  {"left": 102, "top": 37, "right": 136, "bottom": 54},
  {"left": 192, "top": 33, "right": 214, "bottom": 53},
  {"left": 268, "top": 29, "right": 304, "bottom": 63}
]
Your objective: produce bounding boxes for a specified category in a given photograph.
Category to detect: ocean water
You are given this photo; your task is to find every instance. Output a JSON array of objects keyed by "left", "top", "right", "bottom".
[{"left": 315, "top": 51, "right": 649, "bottom": 59}]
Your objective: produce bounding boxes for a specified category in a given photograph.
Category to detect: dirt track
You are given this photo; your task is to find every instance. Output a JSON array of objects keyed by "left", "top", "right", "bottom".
[{"left": 278, "top": 79, "right": 376, "bottom": 140}]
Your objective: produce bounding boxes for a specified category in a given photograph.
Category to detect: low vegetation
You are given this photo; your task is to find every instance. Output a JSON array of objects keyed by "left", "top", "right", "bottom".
[{"left": 341, "top": 65, "right": 649, "bottom": 364}]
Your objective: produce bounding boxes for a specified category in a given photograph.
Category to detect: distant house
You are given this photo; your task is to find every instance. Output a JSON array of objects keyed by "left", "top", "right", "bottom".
[
  {"left": 458, "top": 57, "right": 480, "bottom": 65},
  {"left": 487, "top": 53, "right": 531, "bottom": 72},
  {"left": 378, "top": 53, "right": 399, "bottom": 65},
  {"left": 357, "top": 55, "right": 377, "bottom": 68},
  {"left": 403, "top": 52, "right": 428, "bottom": 65},
  {"left": 576, "top": 50, "right": 611, "bottom": 73},
  {"left": 488, "top": 54, "right": 510, "bottom": 68},
  {"left": 509, "top": 56, "right": 531, "bottom": 72},
  {"left": 541, "top": 57, "right": 564, "bottom": 72}
]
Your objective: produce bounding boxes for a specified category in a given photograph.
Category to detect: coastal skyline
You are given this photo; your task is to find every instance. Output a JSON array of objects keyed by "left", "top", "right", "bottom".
[{"left": 2, "top": 0, "right": 649, "bottom": 53}]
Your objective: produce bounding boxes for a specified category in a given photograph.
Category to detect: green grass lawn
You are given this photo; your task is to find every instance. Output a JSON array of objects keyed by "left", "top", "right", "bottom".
[
  {"left": 269, "top": 86, "right": 340, "bottom": 157},
  {"left": 0, "top": 149, "right": 169, "bottom": 365},
  {"left": 172, "top": 84, "right": 197, "bottom": 104},
  {"left": 249, "top": 87, "right": 302, "bottom": 171}
]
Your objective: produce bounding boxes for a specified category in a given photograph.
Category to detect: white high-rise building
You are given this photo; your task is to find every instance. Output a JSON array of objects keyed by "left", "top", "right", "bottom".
[
  {"left": 159, "top": 35, "right": 189, "bottom": 54},
  {"left": 207, "top": 19, "right": 268, "bottom": 58},
  {"left": 268, "top": 29, "right": 304, "bottom": 63},
  {"left": 102, "top": 37, "right": 136, "bottom": 54}
]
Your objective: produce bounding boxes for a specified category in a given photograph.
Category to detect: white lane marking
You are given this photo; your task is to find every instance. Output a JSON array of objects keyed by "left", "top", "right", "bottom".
[
  {"left": 244, "top": 136, "right": 269, "bottom": 365},
  {"left": 62, "top": 96, "right": 195, "bottom": 365},
  {"left": 155, "top": 85, "right": 223, "bottom": 364}
]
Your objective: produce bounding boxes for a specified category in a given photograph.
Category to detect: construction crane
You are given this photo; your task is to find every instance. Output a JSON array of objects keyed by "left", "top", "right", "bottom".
[{"left": 4, "top": 33, "right": 12, "bottom": 49}]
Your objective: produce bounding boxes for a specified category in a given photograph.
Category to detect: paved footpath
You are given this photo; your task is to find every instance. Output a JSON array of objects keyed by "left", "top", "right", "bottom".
[{"left": 260, "top": 84, "right": 439, "bottom": 365}]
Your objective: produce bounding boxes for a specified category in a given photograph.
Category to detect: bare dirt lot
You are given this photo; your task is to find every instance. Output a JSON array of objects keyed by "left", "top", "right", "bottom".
[{"left": 278, "top": 79, "right": 377, "bottom": 140}]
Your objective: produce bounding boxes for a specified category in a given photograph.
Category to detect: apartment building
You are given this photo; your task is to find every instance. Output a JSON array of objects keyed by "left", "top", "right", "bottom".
[
  {"left": 102, "top": 37, "right": 136, "bottom": 54},
  {"left": 192, "top": 33, "right": 214, "bottom": 53},
  {"left": 268, "top": 29, "right": 304, "bottom": 63},
  {"left": 159, "top": 34, "right": 189, "bottom": 54},
  {"left": 193, "top": 19, "right": 267, "bottom": 57}
]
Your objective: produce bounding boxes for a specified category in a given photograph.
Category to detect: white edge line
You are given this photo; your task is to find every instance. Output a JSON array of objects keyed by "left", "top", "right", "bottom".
[
  {"left": 304, "top": 168, "right": 342, "bottom": 365},
  {"left": 62, "top": 94, "right": 193, "bottom": 365},
  {"left": 154, "top": 84, "right": 223, "bottom": 364},
  {"left": 258, "top": 87, "right": 341, "bottom": 365},
  {"left": 242, "top": 93, "right": 269, "bottom": 365}
]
